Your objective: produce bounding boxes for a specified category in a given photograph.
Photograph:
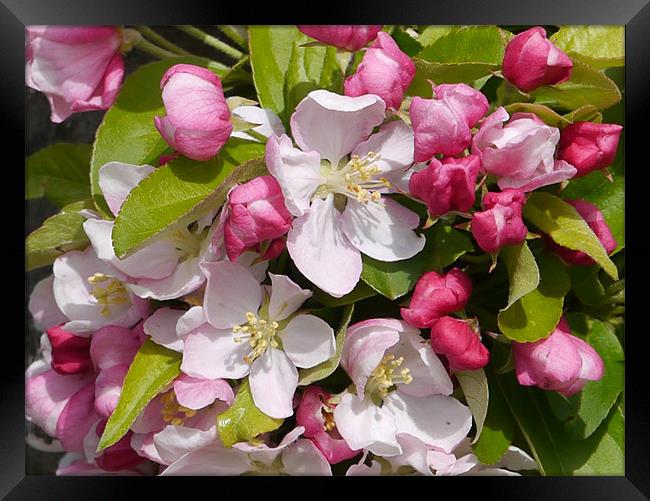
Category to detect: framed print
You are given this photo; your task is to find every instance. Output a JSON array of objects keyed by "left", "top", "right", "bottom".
[{"left": 4, "top": 0, "right": 650, "bottom": 497}]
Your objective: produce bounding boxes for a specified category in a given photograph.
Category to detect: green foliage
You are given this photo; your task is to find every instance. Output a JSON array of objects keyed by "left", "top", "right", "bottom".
[
  {"left": 500, "top": 242, "right": 540, "bottom": 310},
  {"left": 551, "top": 26, "right": 624, "bottom": 69},
  {"left": 26, "top": 200, "right": 94, "bottom": 270},
  {"left": 26, "top": 143, "right": 92, "bottom": 207},
  {"left": 111, "top": 140, "right": 265, "bottom": 258},
  {"left": 90, "top": 56, "right": 221, "bottom": 216},
  {"left": 428, "top": 222, "right": 475, "bottom": 271},
  {"left": 217, "top": 379, "right": 283, "bottom": 447},
  {"left": 97, "top": 340, "right": 181, "bottom": 451},
  {"left": 456, "top": 368, "right": 489, "bottom": 444},
  {"left": 523, "top": 192, "right": 619, "bottom": 279},
  {"left": 298, "top": 304, "right": 355, "bottom": 385},
  {"left": 498, "top": 253, "right": 569, "bottom": 342}
]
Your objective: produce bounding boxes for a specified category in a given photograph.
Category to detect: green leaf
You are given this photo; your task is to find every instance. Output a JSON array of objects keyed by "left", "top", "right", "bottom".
[
  {"left": 217, "top": 378, "right": 283, "bottom": 447},
  {"left": 472, "top": 362, "right": 517, "bottom": 464},
  {"left": 112, "top": 140, "right": 265, "bottom": 258},
  {"left": 90, "top": 56, "right": 219, "bottom": 216},
  {"left": 285, "top": 32, "right": 342, "bottom": 118},
  {"left": 546, "top": 316, "right": 624, "bottom": 440},
  {"left": 26, "top": 143, "right": 92, "bottom": 207},
  {"left": 391, "top": 27, "right": 424, "bottom": 57},
  {"left": 569, "top": 266, "right": 606, "bottom": 306},
  {"left": 312, "top": 282, "right": 376, "bottom": 308},
  {"left": 411, "top": 26, "right": 508, "bottom": 88},
  {"left": 299, "top": 304, "right": 355, "bottom": 386},
  {"left": 428, "top": 222, "right": 475, "bottom": 271},
  {"left": 417, "top": 26, "right": 455, "bottom": 47},
  {"left": 456, "top": 368, "right": 489, "bottom": 444},
  {"left": 531, "top": 58, "right": 621, "bottom": 111},
  {"left": 551, "top": 26, "right": 624, "bottom": 69},
  {"left": 562, "top": 104, "right": 603, "bottom": 125},
  {"left": 498, "top": 253, "right": 570, "bottom": 342},
  {"left": 561, "top": 153, "right": 624, "bottom": 251},
  {"left": 97, "top": 340, "right": 181, "bottom": 451},
  {"left": 494, "top": 370, "right": 624, "bottom": 475},
  {"left": 523, "top": 192, "right": 619, "bottom": 279},
  {"left": 361, "top": 253, "right": 427, "bottom": 300},
  {"left": 500, "top": 242, "right": 540, "bottom": 310},
  {"left": 504, "top": 103, "right": 570, "bottom": 127},
  {"left": 25, "top": 200, "right": 95, "bottom": 271}
]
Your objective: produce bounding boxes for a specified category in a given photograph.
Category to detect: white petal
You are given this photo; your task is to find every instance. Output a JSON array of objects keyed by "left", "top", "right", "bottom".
[
  {"left": 281, "top": 439, "right": 332, "bottom": 476},
  {"left": 383, "top": 392, "right": 472, "bottom": 454},
  {"left": 181, "top": 324, "right": 250, "bottom": 380},
  {"left": 143, "top": 307, "right": 185, "bottom": 352},
  {"left": 333, "top": 392, "right": 401, "bottom": 457},
  {"left": 352, "top": 120, "right": 414, "bottom": 174},
  {"left": 391, "top": 433, "right": 434, "bottom": 476},
  {"left": 28, "top": 275, "right": 67, "bottom": 332},
  {"left": 342, "top": 197, "right": 425, "bottom": 262},
  {"left": 267, "top": 273, "right": 312, "bottom": 321},
  {"left": 176, "top": 306, "right": 205, "bottom": 338},
  {"left": 280, "top": 314, "right": 335, "bottom": 369},
  {"left": 495, "top": 446, "right": 538, "bottom": 471},
  {"left": 83, "top": 219, "right": 181, "bottom": 280},
  {"left": 201, "top": 261, "right": 262, "bottom": 329},
  {"left": 236, "top": 251, "right": 269, "bottom": 283},
  {"left": 98, "top": 162, "right": 155, "bottom": 216},
  {"left": 127, "top": 255, "right": 204, "bottom": 301},
  {"left": 231, "top": 105, "right": 285, "bottom": 141},
  {"left": 161, "top": 443, "right": 251, "bottom": 475},
  {"left": 287, "top": 194, "right": 362, "bottom": 298},
  {"left": 153, "top": 425, "right": 217, "bottom": 465},
  {"left": 290, "top": 90, "right": 386, "bottom": 165},
  {"left": 265, "top": 134, "right": 324, "bottom": 217},
  {"left": 249, "top": 347, "right": 298, "bottom": 419}
]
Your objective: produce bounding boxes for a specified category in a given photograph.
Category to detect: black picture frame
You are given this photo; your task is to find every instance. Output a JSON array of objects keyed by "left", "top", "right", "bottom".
[{"left": 6, "top": 1, "right": 650, "bottom": 498}]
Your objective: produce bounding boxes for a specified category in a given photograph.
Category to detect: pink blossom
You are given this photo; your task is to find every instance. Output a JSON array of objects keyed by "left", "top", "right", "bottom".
[
  {"left": 502, "top": 26, "right": 573, "bottom": 92},
  {"left": 401, "top": 269, "right": 473, "bottom": 329},
  {"left": 429, "top": 317, "right": 489, "bottom": 372},
  {"left": 26, "top": 26, "right": 125, "bottom": 123},
  {"left": 409, "top": 155, "right": 481, "bottom": 217},
  {"left": 154, "top": 64, "right": 232, "bottom": 161},
  {"left": 410, "top": 83, "right": 489, "bottom": 162},
  {"left": 471, "top": 189, "right": 528, "bottom": 254},
  {"left": 512, "top": 317, "right": 604, "bottom": 396},
  {"left": 46, "top": 325, "right": 92, "bottom": 375},
  {"left": 344, "top": 32, "right": 415, "bottom": 110},
  {"left": 296, "top": 386, "right": 360, "bottom": 464},
  {"left": 546, "top": 199, "right": 617, "bottom": 265},
  {"left": 558, "top": 122, "right": 623, "bottom": 177},
  {"left": 297, "top": 25, "right": 382, "bottom": 51},
  {"left": 224, "top": 175, "right": 293, "bottom": 262},
  {"left": 472, "top": 108, "right": 577, "bottom": 191}
]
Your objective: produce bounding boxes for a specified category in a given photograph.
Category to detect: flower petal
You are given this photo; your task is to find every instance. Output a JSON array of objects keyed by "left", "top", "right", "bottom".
[
  {"left": 249, "top": 347, "right": 298, "bottom": 419},
  {"left": 143, "top": 307, "right": 185, "bottom": 352},
  {"left": 127, "top": 255, "right": 205, "bottom": 301},
  {"left": 181, "top": 324, "right": 250, "bottom": 380},
  {"left": 287, "top": 194, "right": 362, "bottom": 298},
  {"left": 173, "top": 374, "right": 234, "bottom": 409},
  {"left": 352, "top": 119, "right": 414, "bottom": 174},
  {"left": 201, "top": 260, "right": 262, "bottom": 329},
  {"left": 161, "top": 443, "right": 251, "bottom": 475},
  {"left": 267, "top": 273, "right": 312, "bottom": 321},
  {"left": 29, "top": 275, "right": 68, "bottom": 332},
  {"left": 290, "top": 90, "right": 386, "bottom": 165},
  {"left": 281, "top": 439, "right": 333, "bottom": 475},
  {"left": 98, "top": 162, "right": 155, "bottom": 216},
  {"left": 152, "top": 425, "right": 217, "bottom": 465},
  {"left": 342, "top": 197, "right": 425, "bottom": 262},
  {"left": 280, "top": 314, "right": 335, "bottom": 369},
  {"left": 265, "top": 134, "right": 324, "bottom": 217}
]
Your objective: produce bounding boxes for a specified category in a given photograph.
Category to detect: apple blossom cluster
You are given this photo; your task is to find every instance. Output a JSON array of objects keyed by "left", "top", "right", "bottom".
[{"left": 26, "top": 24, "right": 624, "bottom": 476}]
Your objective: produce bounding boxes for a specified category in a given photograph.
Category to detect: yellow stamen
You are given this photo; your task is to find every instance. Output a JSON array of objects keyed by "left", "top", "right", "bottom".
[
  {"left": 160, "top": 390, "right": 197, "bottom": 425},
  {"left": 87, "top": 273, "right": 129, "bottom": 316},
  {"left": 366, "top": 354, "right": 413, "bottom": 401},
  {"left": 233, "top": 311, "right": 279, "bottom": 364}
]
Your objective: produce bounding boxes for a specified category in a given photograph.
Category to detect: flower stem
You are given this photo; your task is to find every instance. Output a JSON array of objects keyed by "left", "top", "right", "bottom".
[
  {"left": 216, "top": 25, "right": 248, "bottom": 50},
  {"left": 177, "top": 25, "right": 243, "bottom": 60},
  {"left": 134, "top": 37, "right": 177, "bottom": 59},
  {"left": 136, "top": 26, "right": 191, "bottom": 56}
]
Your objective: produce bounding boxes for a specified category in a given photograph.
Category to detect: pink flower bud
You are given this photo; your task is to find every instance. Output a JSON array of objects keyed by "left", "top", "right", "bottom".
[
  {"left": 546, "top": 199, "right": 617, "bottom": 265},
  {"left": 46, "top": 324, "right": 92, "bottom": 375},
  {"left": 471, "top": 189, "right": 528, "bottom": 254},
  {"left": 512, "top": 317, "right": 604, "bottom": 396},
  {"left": 94, "top": 421, "right": 146, "bottom": 471},
  {"left": 296, "top": 386, "right": 360, "bottom": 464},
  {"left": 344, "top": 32, "right": 415, "bottom": 110},
  {"left": 401, "top": 269, "right": 473, "bottom": 328},
  {"left": 154, "top": 64, "right": 232, "bottom": 161},
  {"left": 410, "top": 83, "right": 489, "bottom": 162},
  {"left": 297, "top": 25, "right": 383, "bottom": 51},
  {"left": 223, "top": 175, "right": 293, "bottom": 262},
  {"left": 502, "top": 26, "right": 573, "bottom": 92},
  {"left": 409, "top": 155, "right": 481, "bottom": 217},
  {"left": 429, "top": 317, "right": 490, "bottom": 372},
  {"left": 26, "top": 26, "right": 125, "bottom": 123},
  {"left": 472, "top": 107, "right": 577, "bottom": 192},
  {"left": 557, "top": 122, "right": 623, "bottom": 177}
]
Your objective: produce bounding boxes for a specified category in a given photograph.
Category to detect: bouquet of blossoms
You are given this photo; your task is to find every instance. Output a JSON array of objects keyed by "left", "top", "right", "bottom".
[{"left": 25, "top": 24, "right": 624, "bottom": 476}]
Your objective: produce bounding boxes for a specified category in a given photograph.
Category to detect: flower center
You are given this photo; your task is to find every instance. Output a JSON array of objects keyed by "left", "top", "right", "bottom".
[
  {"left": 321, "top": 403, "right": 337, "bottom": 432},
  {"left": 160, "top": 390, "right": 196, "bottom": 425},
  {"left": 316, "top": 151, "right": 390, "bottom": 205},
  {"left": 365, "top": 354, "right": 413, "bottom": 402},
  {"left": 87, "top": 273, "right": 129, "bottom": 316},
  {"left": 233, "top": 311, "right": 279, "bottom": 364},
  {"left": 168, "top": 226, "right": 202, "bottom": 258}
]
